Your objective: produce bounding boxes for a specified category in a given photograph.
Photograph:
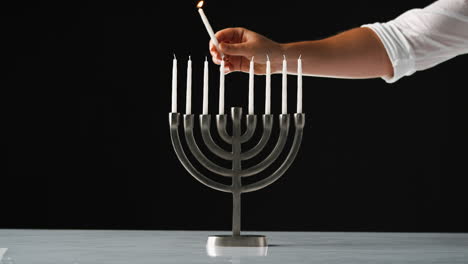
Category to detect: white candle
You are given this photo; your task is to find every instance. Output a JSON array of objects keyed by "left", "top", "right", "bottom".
[
  {"left": 185, "top": 56, "right": 192, "bottom": 114},
  {"left": 248, "top": 57, "right": 254, "bottom": 115},
  {"left": 197, "top": 1, "right": 224, "bottom": 58},
  {"left": 265, "top": 55, "right": 271, "bottom": 114},
  {"left": 203, "top": 57, "right": 209, "bottom": 115},
  {"left": 219, "top": 59, "right": 225, "bottom": 114},
  {"left": 297, "top": 55, "right": 302, "bottom": 113},
  {"left": 171, "top": 54, "right": 177, "bottom": 113},
  {"left": 282, "top": 55, "right": 287, "bottom": 114}
]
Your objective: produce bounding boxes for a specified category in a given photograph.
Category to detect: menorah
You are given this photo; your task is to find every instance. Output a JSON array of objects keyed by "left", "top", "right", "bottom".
[
  {"left": 169, "top": 54, "right": 305, "bottom": 247},
  {"left": 170, "top": 108, "right": 305, "bottom": 247}
]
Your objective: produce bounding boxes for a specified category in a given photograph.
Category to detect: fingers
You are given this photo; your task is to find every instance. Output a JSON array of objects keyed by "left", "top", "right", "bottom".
[
  {"left": 211, "top": 42, "right": 250, "bottom": 66},
  {"left": 224, "top": 62, "right": 233, "bottom": 73},
  {"left": 211, "top": 56, "right": 233, "bottom": 73},
  {"left": 209, "top": 56, "right": 265, "bottom": 75},
  {"left": 210, "top": 41, "right": 222, "bottom": 62},
  {"left": 210, "top": 52, "right": 229, "bottom": 68},
  {"left": 219, "top": 42, "right": 249, "bottom": 56},
  {"left": 211, "top": 53, "right": 220, "bottom": 65},
  {"left": 214, "top": 27, "right": 245, "bottom": 43},
  {"left": 210, "top": 27, "right": 249, "bottom": 62},
  {"left": 208, "top": 27, "right": 253, "bottom": 73},
  {"left": 211, "top": 41, "right": 249, "bottom": 58}
]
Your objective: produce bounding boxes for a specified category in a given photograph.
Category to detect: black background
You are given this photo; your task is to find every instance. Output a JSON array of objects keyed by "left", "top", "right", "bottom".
[{"left": 1, "top": 0, "right": 467, "bottom": 232}]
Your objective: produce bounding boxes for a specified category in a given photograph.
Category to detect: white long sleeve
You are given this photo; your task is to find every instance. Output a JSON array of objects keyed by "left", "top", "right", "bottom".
[{"left": 362, "top": 0, "right": 468, "bottom": 83}]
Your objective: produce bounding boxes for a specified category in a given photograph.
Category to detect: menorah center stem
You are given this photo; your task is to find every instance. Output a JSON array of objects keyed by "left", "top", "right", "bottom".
[
  {"left": 231, "top": 107, "right": 243, "bottom": 237},
  {"left": 231, "top": 107, "right": 243, "bottom": 178}
]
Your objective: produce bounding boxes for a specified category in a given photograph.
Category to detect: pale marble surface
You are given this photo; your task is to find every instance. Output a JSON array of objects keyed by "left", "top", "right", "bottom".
[
  {"left": 0, "top": 248, "right": 7, "bottom": 261},
  {"left": 1, "top": 229, "right": 467, "bottom": 263}
]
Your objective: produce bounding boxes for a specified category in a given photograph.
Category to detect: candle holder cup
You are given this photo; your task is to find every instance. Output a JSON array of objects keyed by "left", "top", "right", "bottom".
[{"left": 169, "top": 107, "right": 305, "bottom": 247}]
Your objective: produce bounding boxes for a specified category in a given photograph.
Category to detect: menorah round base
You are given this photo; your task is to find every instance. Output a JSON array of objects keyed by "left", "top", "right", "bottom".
[{"left": 206, "top": 235, "right": 267, "bottom": 247}]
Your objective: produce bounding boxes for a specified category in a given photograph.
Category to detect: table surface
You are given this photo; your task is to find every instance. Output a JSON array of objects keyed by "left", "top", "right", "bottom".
[{"left": 1, "top": 229, "right": 467, "bottom": 264}]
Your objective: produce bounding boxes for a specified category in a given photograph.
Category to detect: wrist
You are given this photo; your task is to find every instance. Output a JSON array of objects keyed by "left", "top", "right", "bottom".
[{"left": 269, "top": 43, "right": 287, "bottom": 73}]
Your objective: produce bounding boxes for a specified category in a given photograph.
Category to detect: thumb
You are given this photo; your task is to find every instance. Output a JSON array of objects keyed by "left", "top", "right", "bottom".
[{"left": 219, "top": 42, "right": 249, "bottom": 56}]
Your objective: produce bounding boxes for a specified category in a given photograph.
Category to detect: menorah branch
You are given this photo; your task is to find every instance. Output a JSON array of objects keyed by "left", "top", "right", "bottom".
[
  {"left": 240, "top": 115, "right": 257, "bottom": 143},
  {"left": 184, "top": 115, "right": 234, "bottom": 177},
  {"left": 216, "top": 115, "right": 232, "bottom": 144},
  {"left": 241, "top": 114, "right": 305, "bottom": 193},
  {"left": 238, "top": 115, "right": 290, "bottom": 177},
  {"left": 169, "top": 113, "right": 231, "bottom": 193},
  {"left": 200, "top": 115, "right": 233, "bottom": 160},
  {"left": 240, "top": 115, "right": 273, "bottom": 160}
]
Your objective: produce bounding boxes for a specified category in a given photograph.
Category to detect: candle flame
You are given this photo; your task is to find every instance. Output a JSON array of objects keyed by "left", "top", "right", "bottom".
[
  {"left": 197, "top": 1, "right": 204, "bottom": 8},
  {"left": 266, "top": 54, "right": 270, "bottom": 61}
]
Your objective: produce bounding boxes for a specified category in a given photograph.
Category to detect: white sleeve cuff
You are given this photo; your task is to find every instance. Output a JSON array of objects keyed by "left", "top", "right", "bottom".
[{"left": 361, "top": 23, "right": 416, "bottom": 83}]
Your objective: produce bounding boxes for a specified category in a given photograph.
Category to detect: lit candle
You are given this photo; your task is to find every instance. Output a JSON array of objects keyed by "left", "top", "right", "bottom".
[
  {"left": 282, "top": 55, "right": 287, "bottom": 114},
  {"left": 197, "top": 1, "right": 224, "bottom": 58},
  {"left": 297, "top": 55, "right": 302, "bottom": 113},
  {"left": 203, "top": 57, "right": 209, "bottom": 115},
  {"left": 248, "top": 57, "right": 254, "bottom": 115},
  {"left": 185, "top": 56, "right": 192, "bottom": 114},
  {"left": 171, "top": 54, "right": 177, "bottom": 113},
  {"left": 219, "top": 59, "right": 225, "bottom": 114},
  {"left": 265, "top": 55, "right": 271, "bottom": 114}
]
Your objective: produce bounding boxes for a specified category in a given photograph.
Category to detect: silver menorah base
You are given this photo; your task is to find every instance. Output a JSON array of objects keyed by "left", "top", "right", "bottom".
[
  {"left": 207, "top": 235, "right": 267, "bottom": 247},
  {"left": 169, "top": 107, "right": 305, "bottom": 247}
]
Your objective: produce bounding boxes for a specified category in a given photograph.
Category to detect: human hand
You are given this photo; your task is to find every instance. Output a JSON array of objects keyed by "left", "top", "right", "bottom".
[{"left": 209, "top": 27, "right": 284, "bottom": 74}]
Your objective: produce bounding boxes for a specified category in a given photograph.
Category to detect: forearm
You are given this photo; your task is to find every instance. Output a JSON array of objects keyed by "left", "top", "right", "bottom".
[{"left": 277, "top": 27, "right": 393, "bottom": 79}]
